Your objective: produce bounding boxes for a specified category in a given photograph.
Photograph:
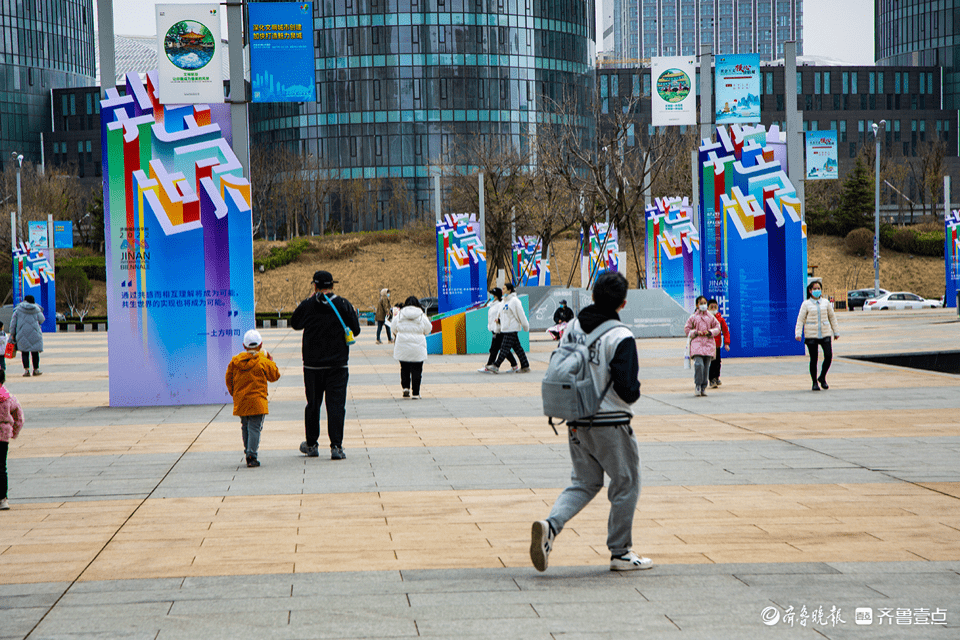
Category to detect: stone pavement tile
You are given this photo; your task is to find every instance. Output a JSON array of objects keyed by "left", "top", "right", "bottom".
[
  {"left": 168, "top": 593, "right": 408, "bottom": 615},
  {"left": 0, "top": 608, "right": 50, "bottom": 640},
  {"left": 285, "top": 612, "right": 420, "bottom": 638}
]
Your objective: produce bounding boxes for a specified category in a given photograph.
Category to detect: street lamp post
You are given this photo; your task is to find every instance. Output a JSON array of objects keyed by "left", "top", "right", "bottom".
[
  {"left": 871, "top": 121, "right": 886, "bottom": 298},
  {"left": 12, "top": 152, "right": 23, "bottom": 243}
]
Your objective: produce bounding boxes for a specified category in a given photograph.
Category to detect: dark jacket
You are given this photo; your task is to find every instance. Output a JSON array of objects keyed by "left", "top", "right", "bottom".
[
  {"left": 553, "top": 305, "right": 574, "bottom": 324},
  {"left": 290, "top": 292, "right": 361, "bottom": 368},
  {"left": 573, "top": 303, "right": 640, "bottom": 408}
]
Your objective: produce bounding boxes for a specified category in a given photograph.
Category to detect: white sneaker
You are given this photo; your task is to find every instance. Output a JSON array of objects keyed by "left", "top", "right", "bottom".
[
  {"left": 530, "top": 520, "right": 555, "bottom": 572},
  {"left": 511, "top": 365, "right": 521, "bottom": 373},
  {"left": 412, "top": 395, "right": 421, "bottom": 400},
  {"left": 480, "top": 365, "right": 499, "bottom": 374},
  {"left": 610, "top": 551, "right": 653, "bottom": 571},
  {"left": 0, "top": 498, "right": 9, "bottom": 510}
]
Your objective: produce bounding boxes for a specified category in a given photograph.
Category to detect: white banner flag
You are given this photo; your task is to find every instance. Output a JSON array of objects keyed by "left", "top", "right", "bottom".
[
  {"left": 651, "top": 56, "right": 696, "bottom": 127},
  {"left": 156, "top": 4, "right": 224, "bottom": 104}
]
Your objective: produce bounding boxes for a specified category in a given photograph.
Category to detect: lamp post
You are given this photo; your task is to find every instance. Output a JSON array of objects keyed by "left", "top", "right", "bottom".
[
  {"left": 871, "top": 121, "right": 886, "bottom": 298},
  {"left": 11, "top": 152, "right": 23, "bottom": 243}
]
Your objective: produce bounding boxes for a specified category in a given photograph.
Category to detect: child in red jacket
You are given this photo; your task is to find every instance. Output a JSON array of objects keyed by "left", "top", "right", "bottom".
[{"left": 707, "top": 299, "right": 730, "bottom": 388}]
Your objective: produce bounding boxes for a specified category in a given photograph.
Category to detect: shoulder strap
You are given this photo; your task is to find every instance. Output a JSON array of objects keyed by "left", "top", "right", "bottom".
[{"left": 322, "top": 293, "right": 349, "bottom": 332}]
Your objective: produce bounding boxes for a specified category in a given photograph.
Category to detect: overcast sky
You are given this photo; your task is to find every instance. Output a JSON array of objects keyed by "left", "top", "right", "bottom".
[{"left": 102, "top": 0, "right": 876, "bottom": 66}]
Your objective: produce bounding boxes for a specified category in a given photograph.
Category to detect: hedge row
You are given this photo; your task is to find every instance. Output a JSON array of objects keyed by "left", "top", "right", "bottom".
[
  {"left": 58, "top": 256, "right": 106, "bottom": 281},
  {"left": 254, "top": 238, "right": 312, "bottom": 271},
  {"left": 876, "top": 224, "right": 945, "bottom": 257}
]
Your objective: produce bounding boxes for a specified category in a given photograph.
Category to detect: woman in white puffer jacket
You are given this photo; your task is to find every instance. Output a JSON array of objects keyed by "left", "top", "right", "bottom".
[
  {"left": 389, "top": 296, "right": 433, "bottom": 399},
  {"left": 795, "top": 279, "right": 839, "bottom": 391}
]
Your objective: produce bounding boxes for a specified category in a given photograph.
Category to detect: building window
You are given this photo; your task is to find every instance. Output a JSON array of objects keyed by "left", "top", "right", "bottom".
[
  {"left": 850, "top": 72, "right": 857, "bottom": 94},
  {"left": 822, "top": 71, "right": 830, "bottom": 94},
  {"left": 839, "top": 120, "right": 846, "bottom": 142}
]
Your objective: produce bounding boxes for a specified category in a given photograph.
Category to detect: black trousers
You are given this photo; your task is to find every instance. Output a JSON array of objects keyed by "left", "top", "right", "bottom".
[
  {"left": 805, "top": 337, "right": 833, "bottom": 382},
  {"left": 20, "top": 351, "right": 39, "bottom": 370},
  {"left": 486, "top": 333, "right": 517, "bottom": 367},
  {"left": 376, "top": 321, "right": 392, "bottom": 342},
  {"left": 399, "top": 361, "right": 424, "bottom": 395},
  {"left": 495, "top": 332, "right": 529, "bottom": 369},
  {"left": 708, "top": 347, "right": 722, "bottom": 380},
  {"left": 304, "top": 367, "right": 349, "bottom": 449},
  {"left": 0, "top": 440, "right": 7, "bottom": 500}
]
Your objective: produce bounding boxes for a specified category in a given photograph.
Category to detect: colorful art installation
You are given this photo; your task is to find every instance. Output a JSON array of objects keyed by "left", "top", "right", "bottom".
[
  {"left": 101, "top": 71, "right": 254, "bottom": 406},
  {"left": 947, "top": 210, "right": 960, "bottom": 308},
  {"left": 512, "top": 236, "right": 551, "bottom": 286},
  {"left": 580, "top": 222, "right": 626, "bottom": 287},
  {"left": 699, "top": 124, "right": 806, "bottom": 357},
  {"left": 645, "top": 197, "right": 702, "bottom": 311},
  {"left": 426, "top": 296, "right": 529, "bottom": 355},
  {"left": 12, "top": 242, "right": 56, "bottom": 333},
  {"left": 436, "top": 213, "right": 487, "bottom": 314}
]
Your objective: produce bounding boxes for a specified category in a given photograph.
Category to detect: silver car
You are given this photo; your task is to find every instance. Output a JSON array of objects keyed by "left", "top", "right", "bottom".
[{"left": 864, "top": 292, "right": 943, "bottom": 310}]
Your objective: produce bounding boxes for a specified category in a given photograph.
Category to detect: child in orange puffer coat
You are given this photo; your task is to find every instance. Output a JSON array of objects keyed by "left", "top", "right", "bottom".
[{"left": 225, "top": 330, "right": 281, "bottom": 468}]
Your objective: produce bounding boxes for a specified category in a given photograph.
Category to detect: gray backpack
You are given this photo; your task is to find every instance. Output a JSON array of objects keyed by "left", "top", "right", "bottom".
[{"left": 541, "top": 319, "right": 625, "bottom": 433}]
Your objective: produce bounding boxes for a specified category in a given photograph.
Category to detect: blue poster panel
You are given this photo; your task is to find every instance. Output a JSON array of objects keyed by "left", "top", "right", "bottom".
[
  {"left": 715, "top": 54, "right": 761, "bottom": 124},
  {"left": 699, "top": 124, "right": 806, "bottom": 357},
  {"left": 645, "top": 197, "right": 701, "bottom": 311},
  {"left": 54, "top": 221, "right": 74, "bottom": 249},
  {"left": 947, "top": 210, "right": 959, "bottom": 308},
  {"left": 249, "top": 2, "right": 316, "bottom": 102},
  {"left": 805, "top": 130, "right": 839, "bottom": 180},
  {"left": 436, "top": 214, "right": 487, "bottom": 313}
]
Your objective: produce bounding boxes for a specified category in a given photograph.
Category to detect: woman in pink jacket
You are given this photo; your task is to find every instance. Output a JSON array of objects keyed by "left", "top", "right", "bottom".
[
  {"left": 0, "top": 370, "right": 25, "bottom": 510},
  {"left": 684, "top": 295, "right": 721, "bottom": 397}
]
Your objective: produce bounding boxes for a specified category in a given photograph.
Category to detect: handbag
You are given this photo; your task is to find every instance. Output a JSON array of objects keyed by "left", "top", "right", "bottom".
[
  {"left": 4, "top": 341, "right": 14, "bottom": 359},
  {"left": 322, "top": 293, "right": 356, "bottom": 345},
  {"left": 683, "top": 333, "right": 692, "bottom": 369}
]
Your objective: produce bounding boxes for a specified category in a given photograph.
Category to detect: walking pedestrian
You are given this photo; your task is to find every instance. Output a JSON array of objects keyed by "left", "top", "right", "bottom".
[
  {"left": 375, "top": 288, "right": 393, "bottom": 344},
  {"left": 707, "top": 299, "right": 730, "bottom": 388},
  {"left": 483, "top": 282, "right": 530, "bottom": 374},
  {"left": 290, "top": 270, "right": 361, "bottom": 460},
  {"left": 0, "top": 370, "right": 25, "bottom": 510},
  {"left": 225, "top": 330, "right": 281, "bottom": 468},
  {"left": 795, "top": 279, "right": 839, "bottom": 391},
  {"left": 530, "top": 271, "right": 650, "bottom": 572},
  {"left": 478, "top": 288, "right": 517, "bottom": 373},
  {"left": 9, "top": 295, "right": 44, "bottom": 377},
  {"left": 389, "top": 296, "right": 432, "bottom": 399},
  {"left": 684, "top": 295, "right": 720, "bottom": 397}
]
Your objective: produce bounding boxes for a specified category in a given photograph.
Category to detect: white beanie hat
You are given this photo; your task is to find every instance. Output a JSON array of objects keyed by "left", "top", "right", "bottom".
[{"left": 243, "top": 329, "right": 263, "bottom": 349}]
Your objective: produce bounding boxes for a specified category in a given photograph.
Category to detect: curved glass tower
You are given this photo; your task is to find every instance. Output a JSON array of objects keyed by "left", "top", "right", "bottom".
[
  {"left": 0, "top": 0, "right": 96, "bottom": 161},
  {"left": 252, "top": 0, "right": 596, "bottom": 230}
]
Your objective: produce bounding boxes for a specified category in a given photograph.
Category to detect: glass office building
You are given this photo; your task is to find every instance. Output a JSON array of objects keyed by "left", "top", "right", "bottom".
[
  {"left": 0, "top": 0, "right": 96, "bottom": 162},
  {"left": 251, "top": 0, "right": 596, "bottom": 229},
  {"left": 876, "top": 0, "right": 960, "bottom": 110}
]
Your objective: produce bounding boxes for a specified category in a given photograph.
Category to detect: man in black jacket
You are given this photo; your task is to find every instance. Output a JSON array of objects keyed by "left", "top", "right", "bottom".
[{"left": 290, "top": 271, "right": 361, "bottom": 460}]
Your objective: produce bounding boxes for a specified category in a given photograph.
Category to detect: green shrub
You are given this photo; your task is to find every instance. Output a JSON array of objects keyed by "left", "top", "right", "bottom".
[
  {"left": 890, "top": 228, "right": 918, "bottom": 253},
  {"left": 61, "top": 255, "right": 106, "bottom": 281},
  {"left": 844, "top": 228, "right": 874, "bottom": 257},
  {"left": 805, "top": 206, "right": 837, "bottom": 236},
  {"left": 254, "top": 238, "right": 312, "bottom": 271},
  {"left": 914, "top": 231, "right": 945, "bottom": 257}
]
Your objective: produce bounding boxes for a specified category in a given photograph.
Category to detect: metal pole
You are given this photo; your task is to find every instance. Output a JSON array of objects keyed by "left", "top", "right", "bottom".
[
  {"left": 10, "top": 212, "right": 16, "bottom": 250},
  {"left": 97, "top": 0, "right": 116, "bottom": 92},
  {"left": 699, "top": 45, "right": 713, "bottom": 141},
  {"left": 15, "top": 161, "right": 22, "bottom": 242},
  {"left": 47, "top": 214, "right": 53, "bottom": 248},
  {"left": 434, "top": 174, "right": 441, "bottom": 223},
  {"left": 478, "top": 172, "right": 485, "bottom": 246},
  {"left": 226, "top": 0, "right": 249, "bottom": 178},
  {"left": 944, "top": 176, "right": 951, "bottom": 221},
  {"left": 785, "top": 42, "right": 805, "bottom": 220},
  {"left": 874, "top": 126, "right": 882, "bottom": 297}
]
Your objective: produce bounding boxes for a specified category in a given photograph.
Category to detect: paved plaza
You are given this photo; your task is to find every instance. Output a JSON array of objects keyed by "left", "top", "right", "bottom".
[{"left": 2, "top": 309, "right": 959, "bottom": 639}]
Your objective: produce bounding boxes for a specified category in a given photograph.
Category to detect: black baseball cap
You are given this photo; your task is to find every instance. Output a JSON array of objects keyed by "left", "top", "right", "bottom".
[{"left": 313, "top": 270, "right": 337, "bottom": 288}]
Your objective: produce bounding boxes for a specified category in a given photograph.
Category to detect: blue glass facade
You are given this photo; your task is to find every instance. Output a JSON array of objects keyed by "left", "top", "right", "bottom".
[
  {"left": 251, "top": 0, "right": 596, "bottom": 229},
  {"left": 0, "top": 0, "right": 95, "bottom": 162}
]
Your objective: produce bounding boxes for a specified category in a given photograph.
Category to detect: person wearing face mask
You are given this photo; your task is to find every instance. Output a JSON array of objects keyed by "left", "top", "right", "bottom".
[
  {"left": 684, "top": 295, "right": 720, "bottom": 397},
  {"left": 795, "top": 279, "right": 840, "bottom": 391}
]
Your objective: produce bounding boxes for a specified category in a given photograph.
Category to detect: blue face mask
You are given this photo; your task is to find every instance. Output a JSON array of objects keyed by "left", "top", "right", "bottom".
[{"left": 811, "top": 290, "right": 822, "bottom": 299}]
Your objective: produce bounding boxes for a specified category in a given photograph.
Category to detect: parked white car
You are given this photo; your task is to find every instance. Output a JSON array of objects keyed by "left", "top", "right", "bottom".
[{"left": 864, "top": 292, "right": 943, "bottom": 310}]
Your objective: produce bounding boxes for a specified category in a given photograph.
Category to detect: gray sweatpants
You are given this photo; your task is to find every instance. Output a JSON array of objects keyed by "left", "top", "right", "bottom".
[
  {"left": 693, "top": 355, "right": 713, "bottom": 389},
  {"left": 546, "top": 424, "right": 641, "bottom": 557}
]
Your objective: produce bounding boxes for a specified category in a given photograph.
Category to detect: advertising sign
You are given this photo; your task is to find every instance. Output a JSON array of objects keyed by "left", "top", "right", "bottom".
[
  {"left": 156, "top": 4, "right": 223, "bottom": 104},
  {"left": 580, "top": 222, "right": 626, "bottom": 287},
  {"left": 28, "top": 221, "right": 48, "bottom": 248},
  {"left": 645, "top": 197, "right": 701, "bottom": 310},
  {"left": 651, "top": 56, "right": 697, "bottom": 126},
  {"left": 12, "top": 243, "right": 56, "bottom": 332},
  {"left": 699, "top": 124, "right": 806, "bottom": 357},
  {"left": 805, "top": 130, "right": 839, "bottom": 180},
  {"left": 100, "top": 70, "right": 254, "bottom": 406},
  {"left": 249, "top": 2, "right": 316, "bottom": 102},
  {"left": 947, "top": 210, "right": 960, "bottom": 308},
  {"left": 715, "top": 54, "right": 761, "bottom": 124},
  {"left": 436, "top": 214, "right": 487, "bottom": 313},
  {"left": 54, "top": 221, "right": 74, "bottom": 249},
  {"left": 512, "top": 236, "right": 550, "bottom": 286}
]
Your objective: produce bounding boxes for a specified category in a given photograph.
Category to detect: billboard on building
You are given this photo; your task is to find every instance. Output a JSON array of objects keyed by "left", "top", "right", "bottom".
[
  {"left": 651, "top": 56, "right": 697, "bottom": 126},
  {"left": 715, "top": 54, "right": 761, "bottom": 124},
  {"left": 100, "top": 71, "right": 254, "bottom": 406},
  {"left": 156, "top": 4, "right": 224, "bottom": 104},
  {"left": 699, "top": 124, "right": 806, "bottom": 357},
  {"left": 805, "top": 130, "right": 839, "bottom": 180},
  {"left": 249, "top": 2, "right": 316, "bottom": 102},
  {"left": 645, "top": 197, "right": 701, "bottom": 311}
]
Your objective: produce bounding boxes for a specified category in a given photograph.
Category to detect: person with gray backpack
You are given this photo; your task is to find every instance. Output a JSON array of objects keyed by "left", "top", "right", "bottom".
[{"left": 532, "top": 271, "right": 651, "bottom": 573}]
